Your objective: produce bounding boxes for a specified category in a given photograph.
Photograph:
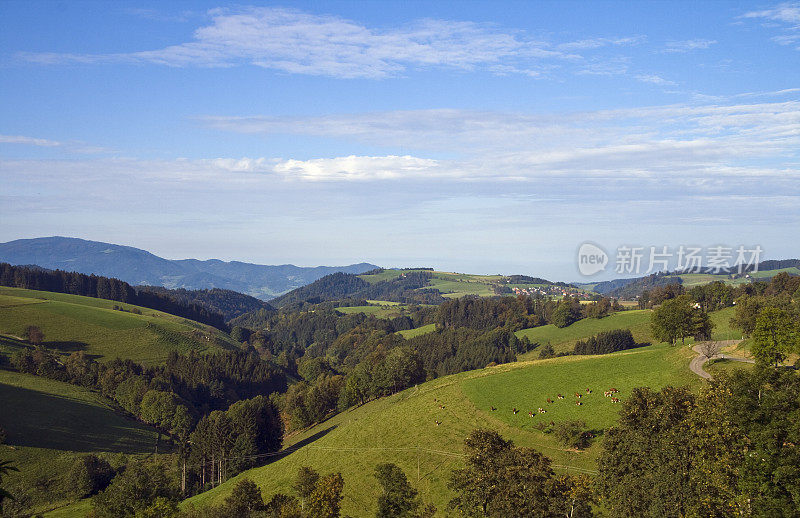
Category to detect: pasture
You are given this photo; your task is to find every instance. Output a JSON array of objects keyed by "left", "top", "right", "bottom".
[
  {"left": 182, "top": 344, "right": 699, "bottom": 516},
  {"left": 397, "top": 323, "right": 436, "bottom": 339},
  {"left": 515, "top": 310, "right": 654, "bottom": 357},
  {"left": 0, "top": 287, "right": 236, "bottom": 365},
  {"left": 0, "top": 369, "right": 159, "bottom": 516}
]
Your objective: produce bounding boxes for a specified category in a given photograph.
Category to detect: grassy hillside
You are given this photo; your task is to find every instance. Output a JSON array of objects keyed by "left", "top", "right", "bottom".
[
  {"left": 397, "top": 323, "right": 436, "bottom": 339},
  {"left": 515, "top": 310, "right": 654, "bottom": 357},
  {"left": 182, "top": 344, "right": 698, "bottom": 516},
  {"left": 0, "top": 286, "right": 237, "bottom": 365},
  {"left": 0, "top": 369, "right": 160, "bottom": 516}
]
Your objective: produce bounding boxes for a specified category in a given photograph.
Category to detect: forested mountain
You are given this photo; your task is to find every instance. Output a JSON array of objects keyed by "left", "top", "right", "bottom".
[
  {"left": 136, "top": 286, "right": 274, "bottom": 321},
  {"left": 0, "top": 237, "right": 378, "bottom": 300},
  {"left": 270, "top": 271, "right": 444, "bottom": 308}
]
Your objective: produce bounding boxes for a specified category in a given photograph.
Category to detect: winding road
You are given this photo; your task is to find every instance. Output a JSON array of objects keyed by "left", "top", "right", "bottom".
[{"left": 690, "top": 340, "right": 754, "bottom": 379}]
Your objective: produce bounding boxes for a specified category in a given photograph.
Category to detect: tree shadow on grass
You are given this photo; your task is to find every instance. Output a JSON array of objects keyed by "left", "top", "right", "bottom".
[
  {"left": 264, "top": 426, "right": 338, "bottom": 466},
  {"left": 44, "top": 340, "right": 88, "bottom": 353},
  {"left": 0, "top": 382, "right": 156, "bottom": 454}
]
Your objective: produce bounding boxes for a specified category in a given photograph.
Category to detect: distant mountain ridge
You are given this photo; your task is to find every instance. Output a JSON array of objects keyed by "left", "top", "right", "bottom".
[{"left": 0, "top": 237, "right": 379, "bottom": 300}]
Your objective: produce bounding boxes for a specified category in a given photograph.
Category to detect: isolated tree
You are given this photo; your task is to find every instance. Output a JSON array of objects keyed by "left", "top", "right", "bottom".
[
  {"left": 751, "top": 307, "right": 796, "bottom": 367},
  {"left": 698, "top": 341, "right": 722, "bottom": 361},
  {"left": 92, "top": 462, "right": 180, "bottom": 517},
  {"left": 538, "top": 343, "right": 555, "bottom": 359},
  {"left": 552, "top": 300, "right": 580, "bottom": 328},
  {"left": 448, "top": 429, "right": 586, "bottom": 517},
  {"left": 598, "top": 386, "right": 696, "bottom": 517},
  {"left": 221, "top": 478, "right": 266, "bottom": 517},
  {"left": 374, "top": 463, "right": 433, "bottom": 518},
  {"left": 553, "top": 420, "right": 593, "bottom": 450},
  {"left": 306, "top": 472, "right": 344, "bottom": 518},
  {"left": 23, "top": 325, "right": 44, "bottom": 345},
  {"left": 650, "top": 295, "right": 695, "bottom": 345},
  {"left": 67, "top": 454, "right": 114, "bottom": 497},
  {"left": 691, "top": 310, "right": 715, "bottom": 341},
  {"left": 294, "top": 466, "right": 320, "bottom": 504}
]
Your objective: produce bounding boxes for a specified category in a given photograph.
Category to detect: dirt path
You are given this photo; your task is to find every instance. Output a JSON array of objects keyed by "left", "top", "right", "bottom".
[{"left": 690, "top": 340, "right": 753, "bottom": 380}]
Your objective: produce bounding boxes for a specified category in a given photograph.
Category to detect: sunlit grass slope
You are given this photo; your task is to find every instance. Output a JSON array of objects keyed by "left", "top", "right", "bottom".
[
  {"left": 0, "top": 369, "right": 158, "bottom": 516},
  {"left": 515, "top": 310, "right": 654, "bottom": 357},
  {"left": 183, "top": 344, "right": 699, "bottom": 516},
  {"left": 0, "top": 286, "right": 236, "bottom": 365}
]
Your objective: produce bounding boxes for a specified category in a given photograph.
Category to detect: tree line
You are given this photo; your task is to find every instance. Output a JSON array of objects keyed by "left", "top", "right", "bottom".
[{"left": 0, "top": 263, "right": 227, "bottom": 330}]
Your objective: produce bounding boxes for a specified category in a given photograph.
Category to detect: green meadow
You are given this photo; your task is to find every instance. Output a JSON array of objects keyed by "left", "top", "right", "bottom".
[
  {"left": 515, "top": 310, "right": 654, "bottom": 357},
  {"left": 0, "top": 369, "right": 159, "bottom": 516},
  {"left": 182, "top": 344, "right": 699, "bottom": 516},
  {"left": 0, "top": 286, "right": 236, "bottom": 365},
  {"left": 397, "top": 323, "right": 436, "bottom": 339}
]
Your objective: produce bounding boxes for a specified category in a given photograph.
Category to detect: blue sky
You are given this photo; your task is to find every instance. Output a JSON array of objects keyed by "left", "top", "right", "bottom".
[{"left": 1, "top": 1, "right": 799, "bottom": 280}]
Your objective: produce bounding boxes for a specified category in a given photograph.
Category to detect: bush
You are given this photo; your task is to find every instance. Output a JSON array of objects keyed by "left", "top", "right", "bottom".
[
  {"left": 92, "top": 462, "right": 179, "bottom": 517},
  {"left": 538, "top": 343, "right": 555, "bottom": 359},
  {"left": 67, "top": 454, "right": 114, "bottom": 497},
  {"left": 553, "top": 420, "right": 593, "bottom": 449},
  {"left": 573, "top": 329, "right": 638, "bottom": 355}
]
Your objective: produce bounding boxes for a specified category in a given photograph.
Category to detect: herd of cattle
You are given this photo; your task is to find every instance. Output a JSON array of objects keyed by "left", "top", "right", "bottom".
[
  {"left": 433, "top": 388, "right": 623, "bottom": 426},
  {"left": 494, "top": 387, "right": 622, "bottom": 418}
]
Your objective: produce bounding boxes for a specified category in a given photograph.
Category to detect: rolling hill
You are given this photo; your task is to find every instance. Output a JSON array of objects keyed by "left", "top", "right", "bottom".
[
  {"left": 0, "top": 237, "right": 379, "bottom": 300},
  {"left": 182, "top": 344, "right": 700, "bottom": 516},
  {"left": 0, "top": 369, "right": 161, "bottom": 516},
  {"left": 0, "top": 286, "right": 238, "bottom": 365}
]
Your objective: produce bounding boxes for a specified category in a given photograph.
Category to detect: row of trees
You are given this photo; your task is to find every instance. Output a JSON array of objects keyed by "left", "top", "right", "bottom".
[
  {"left": 9, "top": 347, "right": 286, "bottom": 494},
  {"left": 0, "top": 263, "right": 227, "bottom": 329},
  {"left": 573, "top": 329, "right": 640, "bottom": 355},
  {"left": 650, "top": 295, "right": 714, "bottom": 345},
  {"left": 599, "top": 368, "right": 800, "bottom": 517}
]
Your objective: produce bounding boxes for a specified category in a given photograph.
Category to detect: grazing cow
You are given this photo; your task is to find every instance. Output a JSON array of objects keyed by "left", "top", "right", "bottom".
[
  {"left": 435, "top": 420, "right": 441, "bottom": 426},
  {"left": 513, "top": 408, "right": 518, "bottom": 415},
  {"left": 490, "top": 406, "right": 496, "bottom": 411},
  {"left": 538, "top": 407, "right": 547, "bottom": 414},
  {"left": 610, "top": 397, "right": 620, "bottom": 403},
  {"left": 528, "top": 411, "right": 534, "bottom": 417},
  {"left": 576, "top": 401, "right": 583, "bottom": 406},
  {"left": 546, "top": 398, "right": 553, "bottom": 404},
  {"left": 557, "top": 394, "right": 564, "bottom": 399},
  {"left": 586, "top": 388, "right": 592, "bottom": 394}
]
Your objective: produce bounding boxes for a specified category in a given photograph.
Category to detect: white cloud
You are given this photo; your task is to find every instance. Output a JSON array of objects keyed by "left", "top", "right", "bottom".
[
  {"left": 0, "top": 134, "right": 110, "bottom": 154},
  {"left": 18, "top": 7, "right": 645, "bottom": 79},
  {"left": 742, "top": 2, "right": 800, "bottom": 49},
  {"left": 742, "top": 2, "right": 800, "bottom": 25},
  {"left": 663, "top": 39, "right": 717, "bottom": 53},
  {"left": 0, "top": 134, "right": 62, "bottom": 147},
  {"left": 635, "top": 74, "right": 677, "bottom": 86},
  {"left": 274, "top": 155, "right": 440, "bottom": 180}
]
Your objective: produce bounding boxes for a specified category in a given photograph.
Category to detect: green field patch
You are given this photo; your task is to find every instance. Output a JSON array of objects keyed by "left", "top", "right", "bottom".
[
  {"left": 358, "top": 269, "right": 410, "bottom": 284},
  {"left": 182, "top": 344, "right": 699, "bottom": 516},
  {"left": 463, "top": 344, "right": 699, "bottom": 432},
  {"left": 516, "top": 310, "right": 654, "bottom": 357},
  {"left": 426, "top": 272, "right": 497, "bottom": 298},
  {"left": 0, "top": 287, "right": 236, "bottom": 364},
  {"left": 398, "top": 323, "right": 436, "bottom": 339},
  {"left": 0, "top": 369, "right": 157, "bottom": 453},
  {"left": 705, "top": 358, "right": 755, "bottom": 376},
  {"left": 0, "top": 370, "right": 160, "bottom": 517},
  {"left": 336, "top": 305, "right": 407, "bottom": 318},
  {"left": 709, "top": 306, "right": 742, "bottom": 341}
]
